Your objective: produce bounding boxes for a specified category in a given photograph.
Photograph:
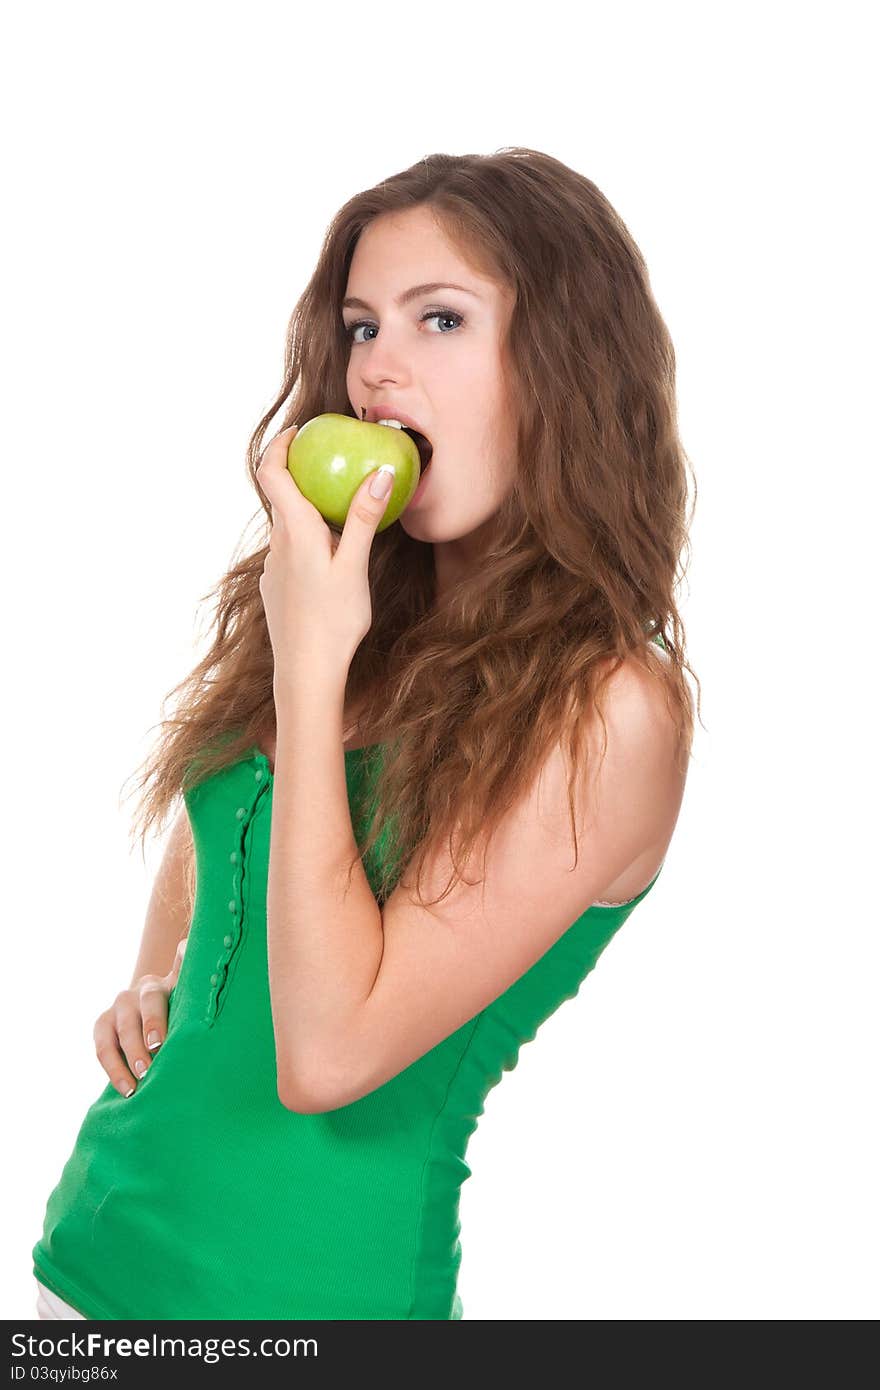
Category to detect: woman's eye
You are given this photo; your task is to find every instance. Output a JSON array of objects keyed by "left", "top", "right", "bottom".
[{"left": 345, "top": 309, "right": 464, "bottom": 344}]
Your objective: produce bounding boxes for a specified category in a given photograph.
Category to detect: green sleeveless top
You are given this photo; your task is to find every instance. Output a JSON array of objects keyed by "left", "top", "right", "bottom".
[{"left": 32, "top": 738, "right": 663, "bottom": 1320}]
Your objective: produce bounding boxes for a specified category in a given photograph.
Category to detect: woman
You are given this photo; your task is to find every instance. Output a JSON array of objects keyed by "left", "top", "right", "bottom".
[{"left": 32, "top": 147, "right": 698, "bottom": 1320}]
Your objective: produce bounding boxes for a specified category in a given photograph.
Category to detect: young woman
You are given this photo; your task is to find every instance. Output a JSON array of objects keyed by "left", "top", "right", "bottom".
[{"left": 32, "top": 147, "right": 698, "bottom": 1320}]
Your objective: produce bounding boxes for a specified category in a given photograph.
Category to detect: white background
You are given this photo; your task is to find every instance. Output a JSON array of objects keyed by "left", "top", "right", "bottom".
[{"left": 2, "top": 0, "right": 877, "bottom": 1322}]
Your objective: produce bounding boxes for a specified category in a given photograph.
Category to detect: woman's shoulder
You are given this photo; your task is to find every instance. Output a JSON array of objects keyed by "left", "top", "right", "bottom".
[
  {"left": 572, "top": 640, "right": 676, "bottom": 736},
  {"left": 566, "top": 645, "right": 686, "bottom": 904}
]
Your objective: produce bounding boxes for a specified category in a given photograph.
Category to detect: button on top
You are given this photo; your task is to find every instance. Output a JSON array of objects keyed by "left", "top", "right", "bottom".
[{"left": 207, "top": 776, "right": 260, "bottom": 1020}]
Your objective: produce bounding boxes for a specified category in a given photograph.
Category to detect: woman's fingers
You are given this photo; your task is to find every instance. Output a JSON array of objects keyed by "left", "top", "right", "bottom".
[
  {"left": 138, "top": 976, "right": 171, "bottom": 1058},
  {"left": 92, "top": 956, "right": 180, "bottom": 1098},
  {"left": 93, "top": 1004, "right": 141, "bottom": 1098},
  {"left": 144, "top": 936, "right": 188, "bottom": 1051}
]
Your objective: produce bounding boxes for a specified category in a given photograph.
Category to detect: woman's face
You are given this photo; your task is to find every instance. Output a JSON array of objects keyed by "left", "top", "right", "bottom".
[{"left": 343, "top": 206, "right": 517, "bottom": 578}]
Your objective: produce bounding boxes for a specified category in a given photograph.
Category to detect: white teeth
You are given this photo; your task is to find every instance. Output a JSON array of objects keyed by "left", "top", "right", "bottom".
[{"left": 376, "top": 418, "right": 404, "bottom": 429}]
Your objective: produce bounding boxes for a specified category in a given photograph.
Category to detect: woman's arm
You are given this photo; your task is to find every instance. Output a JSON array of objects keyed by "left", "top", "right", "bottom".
[
  {"left": 127, "top": 805, "right": 194, "bottom": 987},
  {"left": 268, "top": 657, "right": 685, "bottom": 1114},
  {"left": 267, "top": 671, "right": 385, "bottom": 1108}
]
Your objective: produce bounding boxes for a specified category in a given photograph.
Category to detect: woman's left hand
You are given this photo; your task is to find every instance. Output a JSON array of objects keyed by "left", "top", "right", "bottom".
[{"left": 256, "top": 424, "right": 395, "bottom": 686}]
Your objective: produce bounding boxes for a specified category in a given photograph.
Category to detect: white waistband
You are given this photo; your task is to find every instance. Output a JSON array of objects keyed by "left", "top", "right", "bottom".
[{"left": 35, "top": 1279, "right": 86, "bottom": 1320}]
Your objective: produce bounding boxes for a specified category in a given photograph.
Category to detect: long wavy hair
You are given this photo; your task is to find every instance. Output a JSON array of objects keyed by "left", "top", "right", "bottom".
[{"left": 121, "top": 146, "right": 702, "bottom": 917}]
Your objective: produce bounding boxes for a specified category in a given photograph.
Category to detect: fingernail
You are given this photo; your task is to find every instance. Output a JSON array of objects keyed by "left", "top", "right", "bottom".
[
  {"left": 147, "top": 1031, "right": 161, "bottom": 1050},
  {"left": 134, "top": 1059, "right": 148, "bottom": 1077},
  {"left": 369, "top": 465, "right": 394, "bottom": 499}
]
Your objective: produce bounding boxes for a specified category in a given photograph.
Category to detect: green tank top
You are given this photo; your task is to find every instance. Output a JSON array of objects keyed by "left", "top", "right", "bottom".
[{"left": 32, "top": 739, "right": 663, "bottom": 1319}]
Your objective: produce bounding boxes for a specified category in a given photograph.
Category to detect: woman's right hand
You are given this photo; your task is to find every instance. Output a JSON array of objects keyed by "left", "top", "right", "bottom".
[{"left": 92, "top": 936, "right": 188, "bottom": 1097}]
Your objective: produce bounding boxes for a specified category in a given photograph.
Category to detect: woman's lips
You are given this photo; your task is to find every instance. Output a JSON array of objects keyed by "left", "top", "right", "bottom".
[
  {"left": 410, "top": 455, "right": 433, "bottom": 503},
  {"left": 403, "top": 426, "right": 433, "bottom": 469}
]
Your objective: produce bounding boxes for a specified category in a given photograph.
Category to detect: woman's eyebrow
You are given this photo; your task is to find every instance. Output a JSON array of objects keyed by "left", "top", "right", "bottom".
[{"left": 342, "top": 282, "right": 481, "bottom": 312}]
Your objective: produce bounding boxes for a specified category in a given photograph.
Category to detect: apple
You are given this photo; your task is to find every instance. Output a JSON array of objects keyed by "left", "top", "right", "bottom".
[{"left": 286, "top": 413, "right": 427, "bottom": 532}]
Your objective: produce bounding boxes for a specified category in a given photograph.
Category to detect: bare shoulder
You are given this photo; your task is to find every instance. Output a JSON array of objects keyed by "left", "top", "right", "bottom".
[
  {"left": 570, "top": 648, "right": 687, "bottom": 903},
  {"left": 593, "top": 645, "right": 680, "bottom": 745}
]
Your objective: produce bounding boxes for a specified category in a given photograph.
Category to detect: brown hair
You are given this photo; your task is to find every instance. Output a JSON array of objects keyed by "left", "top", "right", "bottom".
[{"left": 120, "top": 146, "right": 702, "bottom": 916}]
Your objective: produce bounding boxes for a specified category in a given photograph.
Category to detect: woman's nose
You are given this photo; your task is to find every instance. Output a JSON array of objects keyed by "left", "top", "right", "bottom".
[{"left": 357, "top": 332, "right": 412, "bottom": 384}]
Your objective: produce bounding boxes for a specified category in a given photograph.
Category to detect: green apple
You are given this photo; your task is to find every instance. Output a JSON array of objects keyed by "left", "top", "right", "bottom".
[{"left": 286, "top": 413, "right": 425, "bottom": 532}]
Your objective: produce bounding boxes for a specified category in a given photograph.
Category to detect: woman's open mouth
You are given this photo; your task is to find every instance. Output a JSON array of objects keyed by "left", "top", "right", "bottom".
[{"left": 401, "top": 426, "right": 434, "bottom": 472}]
